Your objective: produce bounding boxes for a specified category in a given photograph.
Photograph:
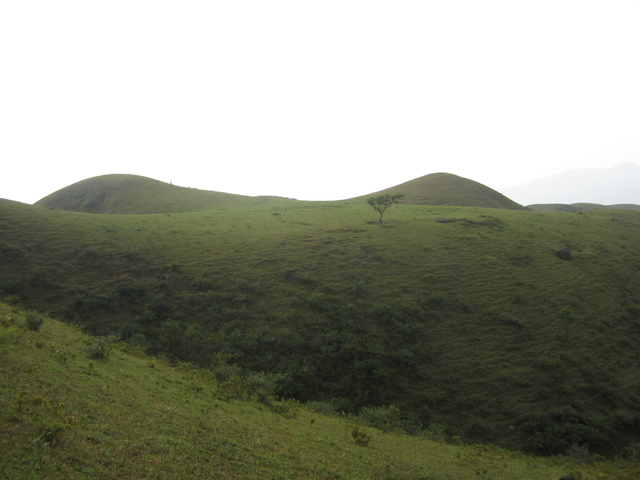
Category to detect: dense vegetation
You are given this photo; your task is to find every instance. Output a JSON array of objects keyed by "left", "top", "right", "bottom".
[
  {"left": 2, "top": 174, "right": 640, "bottom": 461},
  {"left": 2, "top": 305, "right": 638, "bottom": 479}
]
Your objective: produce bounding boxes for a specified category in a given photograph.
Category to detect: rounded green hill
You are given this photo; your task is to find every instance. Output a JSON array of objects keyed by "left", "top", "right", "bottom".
[
  {"left": 351, "top": 172, "right": 527, "bottom": 210},
  {"left": 35, "top": 174, "right": 276, "bottom": 214}
]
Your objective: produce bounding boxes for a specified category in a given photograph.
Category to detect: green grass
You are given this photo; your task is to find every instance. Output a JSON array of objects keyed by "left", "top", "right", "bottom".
[
  {"left": 34, "top": 174, "right": 293, "bottom": 214},
  {"left": 2, "top": 179, "right": 640, "bottom": 458},
  {"left": 349, "top": 172, "right": 527, "bottom": 210},
  {"left": 2, "top": 304, "right": 638, "bottom": 479}
]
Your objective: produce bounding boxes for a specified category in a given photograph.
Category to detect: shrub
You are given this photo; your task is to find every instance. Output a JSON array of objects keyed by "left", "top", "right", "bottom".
[
  {"left": 352, "top": 423, "right": 372, "bottom": 446},
  {"left": 333, "top": 397, "right": 355, "bottom": 415},
  {"left": 358, "top": 405, "right": 401, "bottom": 432},
  {"left": 0, "top": 242, "right": 25, "bottom": 260},
  {"left": 565, "top": 443, "right": 604, "bottom": 465},
  {"left": 166, "top": 262, "right": 181, "bottom": 273},
  {"left": 351, "top": 278, "right": 368, "bottom": 297},
  {"left": 0, "top": 325, "right": 18, "bottom": 348},
  {"left": 84, "top": 336, "right": 114, "bottom": 360},
  {"left": 306, "top": 401, "right": 338, "bottom": 417},
  {"left": 1, "top": 280, "right": 24, "bottom": 295},
  {"left": 25, "top": 311, "right": 45, "bottom": 332},
  {"left": 269, "top": 397, "right": 302, "bottom": 417},
  {"left": 625, "top": 441, "right": 640, "bottom": 460},
  {"left": 427, "top": 292, "right": 445, "bottom": 305},
  {"left": 422, "top": 422, "right": 447, "bottom": 442},
  {"left": 213, "top": 363, "right": 243, "bottom": 381},
  {"left": 628, "top": 305, "right": 640, "bottom": 320},
  {"left": 193, "top": 276, "right": 216, "bottom": 291},
  {"left": 216, "top": 376, "right": 253, "bottom": 402},
  {"left": 246, "top": 371, "right": 288, "bottom": 405},
  {"left": 308, "top": 293, "right": 328, "bottom": 312}
]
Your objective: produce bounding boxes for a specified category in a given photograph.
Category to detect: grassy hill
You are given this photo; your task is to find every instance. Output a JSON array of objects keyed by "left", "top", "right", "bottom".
[
  {"left": 528, "top": 203, "right": 640, "bottom": 213},
  {"left": 2, "top": 175, "right": 640, "bottom": 459},
  {"left": 35, "top": 174, "right": 288, "bottom": 214},
  {"left": 1, "top": 304, "right": 637, "bottom": 479},
  {"left": 350, "top": 172, "right": 528, "bottom": 210}
]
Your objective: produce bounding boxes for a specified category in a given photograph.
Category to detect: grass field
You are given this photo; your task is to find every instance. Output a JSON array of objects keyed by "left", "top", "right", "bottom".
[
  {"left": 2, "top": 174, "right": 640, "bottom": 460},
  {"left": 2, "top": 305, "right": 639, "bottom": 479}
]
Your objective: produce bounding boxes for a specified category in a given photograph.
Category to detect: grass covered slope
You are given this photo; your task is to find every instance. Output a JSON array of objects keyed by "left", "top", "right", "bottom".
[
  {"left": 1, "top": 196, "right": 640, "bottom": 457},
  {"left": 350, "top": 172, "right": 528, "bottom": 210},
  {"left": 34, "top": 174, "right": 286, "bottom": 214},
  {"left": 1, "top": 305, "right": 636, "bottom": 479}
]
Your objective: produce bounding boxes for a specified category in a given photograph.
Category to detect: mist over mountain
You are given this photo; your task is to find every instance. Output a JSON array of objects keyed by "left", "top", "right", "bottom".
[{"left": 499, "top": 163, "right": 640, "bottom": 206}]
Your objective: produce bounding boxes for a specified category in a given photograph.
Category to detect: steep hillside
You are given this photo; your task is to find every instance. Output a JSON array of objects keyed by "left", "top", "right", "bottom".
[
  {"left": 351, "top": 172, "right": 528, "bottom": 210},
  {"left": 5, "top": 304, "right": 630, "bottom": 479},
  {"left": 35, "top": 174, "right": 285, "bottom": 214},
  {"left": 1, "top": 197, "right": 640, "bottom": 457}
]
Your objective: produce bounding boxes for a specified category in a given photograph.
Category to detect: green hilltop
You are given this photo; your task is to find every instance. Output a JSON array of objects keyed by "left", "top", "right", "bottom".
[
  {"left": 35, "top": 174, "right": 287, "bottom": 214},
  {"left": 350, "top": 172, "right": 528, "bottom": 210},
  {"left": 2, "top": 172, "right": 640, "bottom": 465}
]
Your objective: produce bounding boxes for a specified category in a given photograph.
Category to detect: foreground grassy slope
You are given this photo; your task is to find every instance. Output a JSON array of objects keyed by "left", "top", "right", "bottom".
[
  {"left": 35, "top": 174, "right": 288, "bottom": 214},
  {"left": 1, "top": 196, "right": 640, "bottom": 456},
  {"left": 350, "top": 173, "right": 528, "bottom": 210},
  {"left": 2, "top": 305, "right": 637, "bottom": 479}
]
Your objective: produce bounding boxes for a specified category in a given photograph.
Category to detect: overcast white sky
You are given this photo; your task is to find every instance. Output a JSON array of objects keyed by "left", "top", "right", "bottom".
[{"left": 2, "top": 1, "right": 640, "bottom": 204}]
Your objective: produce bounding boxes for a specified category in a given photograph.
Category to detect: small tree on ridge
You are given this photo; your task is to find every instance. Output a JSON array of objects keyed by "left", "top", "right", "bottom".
[{"left": 367, "top": 193, "right": 405, "bottom": 225}]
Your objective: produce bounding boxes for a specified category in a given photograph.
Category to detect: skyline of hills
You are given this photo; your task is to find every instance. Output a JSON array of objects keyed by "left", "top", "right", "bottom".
[
  {"left": 28, "top": 163, "right": 640, "bottom": 213},
  {"left": 500, "top": 162, "right": 640, "bottom": 206},
  {"left": 35, "top": 172, "right": 527, "bottom": 214}
]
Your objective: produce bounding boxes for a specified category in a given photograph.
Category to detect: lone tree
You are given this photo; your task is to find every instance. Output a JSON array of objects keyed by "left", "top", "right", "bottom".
[{"left": 367, "top": 193, "right": 405, "bottom": 224}]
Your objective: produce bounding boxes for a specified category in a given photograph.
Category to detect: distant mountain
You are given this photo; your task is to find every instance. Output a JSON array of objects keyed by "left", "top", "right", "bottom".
[
  {"left": 500, "top": 163, "right": 640, "bottom": 206},
  {"left": 35, "top": 174, "right": 281, "bottom": 214},
  {"left": 527, "top": 203, "right": 640, "bottom": 212},
  {"left": 350, "top": 172, "right": 527, "bottom": 210}
]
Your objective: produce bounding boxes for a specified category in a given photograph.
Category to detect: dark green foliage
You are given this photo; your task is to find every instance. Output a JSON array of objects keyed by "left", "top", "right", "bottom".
[
  {"left": 0, "top": 242, "right": 25, "bottom": 261},
  {"left": 564, "top": 443, "right": 604, "bottom": 465},
  {"left": 521, "top": 407, "right": 611, "bottom": 455},
  {"left": 426, "top": 292, "right": 445, "bottom": 305},
  {"left": 1, "top": 279, "right": 23, "bottom": 295},
  {"left": 246, "top": 372, "right": 288, "bottom": 405},
  {"left": 358, "top": 405, "right": 401, "bottom": 432},
  {"left": 366, "top": 193, "right": 405, "bottom": 224},
  {"left": 84, "top": 336, "right": 113, "bottom": 360},
  {"left": 193, "top": 276, "right": 216, "bottom": 291},
  {"left": 305, "top": 401, "right": 338, "bottom": 417},
  {"left": 25, "top": 311, "right": 45, "bottom": 332},
  {"left": 351, "top": 423, "right": 372, "bottom": 447}
]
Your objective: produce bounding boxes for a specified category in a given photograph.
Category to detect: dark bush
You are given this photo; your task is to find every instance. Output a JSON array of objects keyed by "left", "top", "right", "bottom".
[
  {"left": 25, "top": 311, "right": 45, "bottom": 332},
  {"left": 358, "top": 405, "right": 401, "bottom": 432},
  {"left": 305, "top": 401, "right": 338, "bottom": 417},
  {"left": 84, "top": 336, "right": 114, "bottom": 359},
  {"left": 0, "top": 242, "right": 25, "bottom": 260}
]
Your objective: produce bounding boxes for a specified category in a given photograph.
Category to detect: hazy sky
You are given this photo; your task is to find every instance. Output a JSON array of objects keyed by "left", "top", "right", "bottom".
[{"left": 2, "top": 1, "right": 640, "bottom": 204}]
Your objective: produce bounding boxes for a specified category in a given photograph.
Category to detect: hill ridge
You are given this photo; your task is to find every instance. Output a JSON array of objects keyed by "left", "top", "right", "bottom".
[
  {"left": 36, "top": 172, "right": 527, "bottom": 214},
  {"left": 351, "top": 172, "right": 527, "bottom": 210},
  {"left": 35, "top": 174, "right": 278, "bottom": 214}
]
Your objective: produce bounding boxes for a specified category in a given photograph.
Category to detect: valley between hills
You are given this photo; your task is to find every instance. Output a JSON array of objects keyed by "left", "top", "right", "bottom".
[{"left": 1, "top": 172, "right": 640, "bottom": 478}]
